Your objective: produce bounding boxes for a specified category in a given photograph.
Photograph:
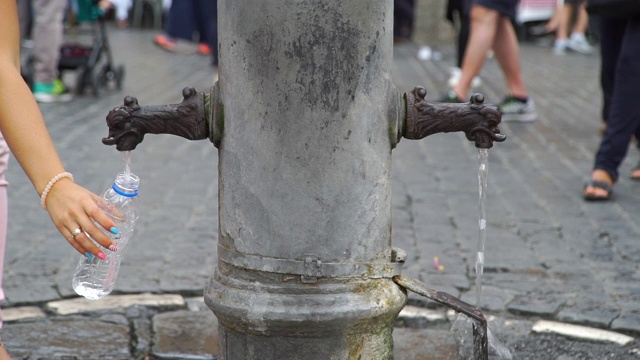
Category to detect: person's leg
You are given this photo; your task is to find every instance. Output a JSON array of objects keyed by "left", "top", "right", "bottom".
[
  {"left": 112, "top": 0, "right": 132, "bottom": 27},
  {"left": 586, "top": 18, "right": 640, "bottom": 198},
  {"left": 31, "top": 0, "right": 66, "bottom": 84},
  {"left": 553, "top": 3, "right": 572, "bottom": 54},
  {"left": 193, "top": 0, "right": 214, "bottom": 56},
  {"left": 599, "top": 17, "right": 624, "bottom": 129},
  {"left": 567, "top": 2, "right": 594, "bottom": 54},
  {"left": 452, "top": 4, "right": 500, "bottom": 100},
  {"left": 544, "top": 5, "right": 562, "bottom": 32},
  {"left": 165, "top": 0, "right": 196, "bottom": 42},
  {"left": 17, "top": 0, "right": 32, "bottom": 41},
  {"left": 457, "top": 9, "right": 471, "bottom": 68},
  {"left": 0, "top": 136, "right": 9, "bottom": 334},
  {"left": 155, "top": 0, "right": 196, "bottom": 51},
  {"left": 572, "top": 3, "right": 589, "bottom": 34},
  {"left": 208, "top": 0, "right": 218, "bottom": 66},
  {"left": 492, "top": 16, "right": 527, "bottom": 98},
  {"left": 31, "top": 0, "right": 71, "bottom": 102}
]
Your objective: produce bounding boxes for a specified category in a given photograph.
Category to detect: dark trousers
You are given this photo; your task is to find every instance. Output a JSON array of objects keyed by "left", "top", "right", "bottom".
[
  {"left": 447, "top": 0, "right": 470, "bottom": 67},
  {"left": 595, "top": 17, "right": 640, "bottom": 181},
  {"left": 165, "top": 0, "right": 218, "bottom": 64}
]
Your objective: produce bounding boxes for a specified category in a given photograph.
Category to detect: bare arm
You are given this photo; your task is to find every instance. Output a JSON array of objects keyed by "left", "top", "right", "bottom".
[{"left": 0, "top": 1, "right": 116, "bottom": 257}]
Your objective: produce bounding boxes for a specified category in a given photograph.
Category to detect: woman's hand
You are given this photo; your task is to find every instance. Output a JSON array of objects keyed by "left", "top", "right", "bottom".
[{"left": 43, "top": 179, "right": 117, "bottom": 259}]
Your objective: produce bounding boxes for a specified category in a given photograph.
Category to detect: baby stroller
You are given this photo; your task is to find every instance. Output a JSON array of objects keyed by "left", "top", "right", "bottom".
[{"left": 61, "top": 0, "right": 126, "bottom": 96}]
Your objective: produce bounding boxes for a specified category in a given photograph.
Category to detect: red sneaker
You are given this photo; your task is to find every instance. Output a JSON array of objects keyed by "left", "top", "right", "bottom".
[
  {"left": 154, "top": 35, "right": 176, "bottom": 52},
  {"left": 198, "top": 43, "right": 211, "bottom": 55}
]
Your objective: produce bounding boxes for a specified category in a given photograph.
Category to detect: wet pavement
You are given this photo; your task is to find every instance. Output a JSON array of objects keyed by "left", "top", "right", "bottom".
[{"left": 2, "top": 24, "right": 640, "bottom": 359}]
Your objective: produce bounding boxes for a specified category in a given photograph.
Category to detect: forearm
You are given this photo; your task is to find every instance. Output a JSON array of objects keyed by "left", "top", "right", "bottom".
[{"left": 0, "top": 64, "right": 68, "bottom": 195}]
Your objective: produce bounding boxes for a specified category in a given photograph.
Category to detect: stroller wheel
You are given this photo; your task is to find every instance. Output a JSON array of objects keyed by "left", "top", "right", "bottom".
[{"left": 115, "top": 65, "right": 125, "bottom": 90}]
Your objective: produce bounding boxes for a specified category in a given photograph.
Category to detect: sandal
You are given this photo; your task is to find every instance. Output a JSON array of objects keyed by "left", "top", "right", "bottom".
[{"left": 583, "top": 180, "right": 613, "bottom": 201}]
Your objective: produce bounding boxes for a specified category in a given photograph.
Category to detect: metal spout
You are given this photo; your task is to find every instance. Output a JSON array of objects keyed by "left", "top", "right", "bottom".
[
  {"left": 393, "top": 275, "right": 489, "bottom": 360},
  {"left": 102, "top": 86, "right": 223, "bottom": 151},
  {"left": 401, "top": 86, "right": 506, "bottom": 149}
]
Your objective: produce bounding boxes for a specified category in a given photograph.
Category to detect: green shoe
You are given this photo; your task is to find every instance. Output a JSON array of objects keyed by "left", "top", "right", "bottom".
[{"left": 33, "top": 79, "right": 73, "bottom": 103}]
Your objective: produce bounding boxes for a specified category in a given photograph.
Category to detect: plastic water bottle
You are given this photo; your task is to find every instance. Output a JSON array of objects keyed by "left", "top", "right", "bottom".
[{"left": 72, "top": 172, "right": 140, "bottom": 300}]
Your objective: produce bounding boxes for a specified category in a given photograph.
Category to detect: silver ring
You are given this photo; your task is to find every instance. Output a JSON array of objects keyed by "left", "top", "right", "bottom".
[{"left": 71, "top": 228, "right": 82, "bottom": 239}]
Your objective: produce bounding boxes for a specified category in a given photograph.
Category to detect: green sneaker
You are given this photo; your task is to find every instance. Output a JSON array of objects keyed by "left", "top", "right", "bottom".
[
  {"left": 33, "top": 79, "right": 73, "bottom": 103},
  {"left": 499, "top": 96, "right": 537, "bottom": 122}
]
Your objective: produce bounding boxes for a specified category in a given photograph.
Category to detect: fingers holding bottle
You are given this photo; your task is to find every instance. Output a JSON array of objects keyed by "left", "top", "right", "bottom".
[
  {"left": 44, "top": 179, "right": 119, "bottom": 256},
  {"left": 66, "top": 227, "right": 106, "bottom": 260}
]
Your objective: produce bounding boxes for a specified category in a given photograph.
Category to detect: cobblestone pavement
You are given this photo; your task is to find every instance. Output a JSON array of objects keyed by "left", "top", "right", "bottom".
[{"left": 2, "top": 25, "right": 640, "bottom": 359}]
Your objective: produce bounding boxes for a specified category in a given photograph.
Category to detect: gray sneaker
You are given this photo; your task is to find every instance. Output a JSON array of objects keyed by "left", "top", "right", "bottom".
[{"left": 499, "top": 96, "right": 537, "bottom": 122}]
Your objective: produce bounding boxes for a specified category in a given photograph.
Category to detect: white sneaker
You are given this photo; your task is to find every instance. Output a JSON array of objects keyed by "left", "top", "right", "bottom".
[
  {"left": 447, "top": 67, "right": 482, "bottom": 89},
  {"left": 499, "top": 96, "right": 537, "bottom": 122},
  {"left": 567, "top": 34, "right": 593, "bottom": 54},
  {"left": 553, "top": 40, "right": 567, "bottom": 56}
]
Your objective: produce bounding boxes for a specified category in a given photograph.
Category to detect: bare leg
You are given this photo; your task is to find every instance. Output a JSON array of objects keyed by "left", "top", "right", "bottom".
[
  {"left": 0, "top": 138, "right": 8, "bottom": 359},
  {"left": 452, "top": 5, "right": 499, "bottom": 100},
  {"left": 556, "top": 4, "right": 572, "bottom": 41},
  {"left": 572, "top": 4, "right": 589, "bottom": 35},
  {"left": 544, "top": 6, "right": 562, "bottom": 32},
  {"left": 0, "top": 345, "right": 11, "bottom": 360},
  {"left": 492, "top": 16, "right": 528, "bottom": 98}
]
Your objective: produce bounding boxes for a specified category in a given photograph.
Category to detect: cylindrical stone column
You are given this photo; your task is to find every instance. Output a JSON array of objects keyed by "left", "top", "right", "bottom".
[{"left": 205, "top": 1, "right": 406, "bottom": 358}]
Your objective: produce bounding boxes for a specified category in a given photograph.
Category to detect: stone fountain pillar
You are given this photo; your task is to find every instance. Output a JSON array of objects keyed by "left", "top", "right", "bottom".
[
  {"left": 102, "top": 1, "right": 505, "bottom": 358},
  {"left": 203, "top": 1, "right": 407, "bottom": 358}
]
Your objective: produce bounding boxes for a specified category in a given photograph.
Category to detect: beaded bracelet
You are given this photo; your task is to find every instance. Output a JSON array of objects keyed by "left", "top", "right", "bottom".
[{"left": 40, "top": 172, "right": 74, "bottom": 209}]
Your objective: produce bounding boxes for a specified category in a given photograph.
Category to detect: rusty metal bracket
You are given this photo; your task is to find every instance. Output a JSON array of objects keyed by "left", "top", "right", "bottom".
[{"left": 393, "top": 275, "right": 488, "bottom": 360}]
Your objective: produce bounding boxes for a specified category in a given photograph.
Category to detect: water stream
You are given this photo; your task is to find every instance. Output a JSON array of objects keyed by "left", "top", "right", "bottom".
[
  {"left": 122, "top": 151, "right": 132, "bottom": 182},
  {"left": 452, "top": 149, "right": 512, "bottom": 359},
  {"left": 476, "top": 149, "right": 488, "bottom": 307}
]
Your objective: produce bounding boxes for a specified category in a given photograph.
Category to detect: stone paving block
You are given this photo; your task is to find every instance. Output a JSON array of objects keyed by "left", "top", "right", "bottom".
[
  {"left": 423, "top": 273, "right": 470, "bottom": 292},
  {"left": 3, "top": 316, "right": 131, "bottom": 359},
  {"left": 611, "top": 312, "right": 640, "bottom": 334},
  {"left": 392, "top": 327, "right": 458, "bottom": 360},
  {"left": 556, "top": 305, "right": 621, "bottom": 328},
  {"left": 508, "top": 293, "right": 566, "bottom": 317},
  {"left": 1, "top": 306, "right": 45, "bottom": 323},
  {"left": 479, "top": 272, "right": 551, "bottom": 293},
  {"left": 152, "top": 309, "right": 218, "bottom": 359},
  {"left": 46, "top": 293, "right": 185, "bottom": 315},
  {"left": 4, "top": 280, "right": 62, "bottom": 305},
  {"left": 460, "top": 285, "right": 519, "bottom": 312}
]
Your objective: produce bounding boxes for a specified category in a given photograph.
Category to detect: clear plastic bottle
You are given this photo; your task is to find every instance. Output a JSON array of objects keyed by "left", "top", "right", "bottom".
[{"left": 72, "top": 172, "right": 140, "bottom": 300}]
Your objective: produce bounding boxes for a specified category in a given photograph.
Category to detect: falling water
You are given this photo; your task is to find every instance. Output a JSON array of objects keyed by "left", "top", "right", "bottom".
[
  {"left": 452, "top": 149, "right": 512, "bottom": 359},
  {"left": 476, "top": 149, "right": 512, "bottom": 359},
  {"left": 476, "top": 149, "right": 488, "bottom": 307},
  {"left": 122, "top": 151, "right": 132, "bottom": 182}
]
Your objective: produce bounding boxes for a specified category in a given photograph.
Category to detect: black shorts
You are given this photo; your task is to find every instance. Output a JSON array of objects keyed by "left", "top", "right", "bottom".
[
  {"left": 564, "top": 0, "right": 586, "bottom": 6},
  {"left": 473, "top": 0, "right": 519, "bottom": 19}
]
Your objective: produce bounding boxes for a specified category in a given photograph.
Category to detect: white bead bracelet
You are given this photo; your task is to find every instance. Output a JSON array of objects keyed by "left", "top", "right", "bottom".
[{"left": 40, "top": 172, "right": 74, "bottom": 209}]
